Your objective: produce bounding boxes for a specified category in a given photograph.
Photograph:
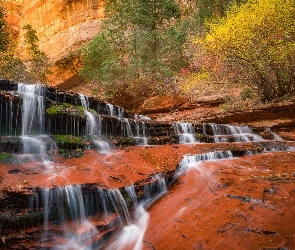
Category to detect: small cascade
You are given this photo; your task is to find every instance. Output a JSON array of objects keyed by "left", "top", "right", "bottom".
[
  {"left": 204, "top": 123, "right": 264, "bottom": 142},
  {"left": 106, "top": 177, "right": 167, "bottom": 250},
  {"left": 175, "top": 151, "right": 234, "bottom": 178},
  {"left": 133, "top": 120, "right": 148, "bottom": 146},
  {"left": 79, "top": 94, "right": 112, "bottom": 154},
  {"left": 122, "top": 118, "right": 148, "bottom": 146},
  {"left": 107, "top": 103, "right": 115, "bottom": 117},
  {"left": 173, "top": 122, "right": 198, "bottom": 144},
  {"left": 29, "top": 174, "right": 168, "bottom": 249},
  {"left": 17, "top": 83, "right": 57, "bottom": 160},
  {"left": 41, "top": 185, "right": 97, "bottom": 249}
]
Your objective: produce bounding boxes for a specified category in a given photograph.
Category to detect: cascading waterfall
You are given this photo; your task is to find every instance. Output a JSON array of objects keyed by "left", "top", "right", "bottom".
[
  {"left": 79, "top": 94, "right": 112, "bottom": 153},
  {"left": 204, "top": 123, "right": 264, "bottom": 142},
  {"left": 106, "top": 177, "right": 167, "bottom": 250},
  {"left": 133, "top": 120, "right": 148, "bottom": 146},
  {"left": 175, "top": 151, "right": 234, "bottom": 178},
  {"left": 122, "top": 118, "right": 148, "bottom": 146},
  {"left": 31, "top": 174, "right": 168, "bottom": 250},
  {"left": 17, "top": 83, "right": 57, "bottom": 160},
  {"left": 173, "top": 122, "right": 198, "bottom": 144}
]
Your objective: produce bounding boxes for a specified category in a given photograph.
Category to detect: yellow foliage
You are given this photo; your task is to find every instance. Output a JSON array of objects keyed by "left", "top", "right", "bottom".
[
  {"left": 199, "top": 0, "right": 295, "bottom": 100},
  {"left": 204, "top": 0, "right": 295, "bottom": 62},
  {"left": 178, "top": 71, "right": 211, "bottom": 100}
]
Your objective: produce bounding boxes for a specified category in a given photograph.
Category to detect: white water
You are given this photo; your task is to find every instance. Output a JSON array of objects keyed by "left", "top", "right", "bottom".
[
  {"left": 173, "top": 122, "right": 198, "bottom": 144},
  {"left": 122, "top": 118, "right": 148, "bottom": 146},
  {"left": 18, "top": 83, "right": 57, "bottom": 160},
  {"left": 175, "top": 151, "right": 234, "bottom": 178},
  {"left": 206, "top": 123, "right": 264, "bottom": 142},
  {"left": 79, "top": 94, "right": 112, "bottom": 154},
  {"left": 106, "top": 177, "right": 167, "bottom": 250},
  {"left": 42, "top": 185, "right": 98, "bottom": 250},
  {"left": 37, "top": 176, "right": 168, "bottom": 250}
]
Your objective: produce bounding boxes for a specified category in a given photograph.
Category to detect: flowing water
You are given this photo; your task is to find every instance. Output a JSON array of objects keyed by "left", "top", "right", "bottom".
[
  {"left": 30, "top": 174, "right": 168, "bottom": 250},
  {"left": 204, "top": 123, "right": 264, "bottom": 142},
  {"left": 173, "top": 122, "right": 198, "bottom": 144},
  {"left": 1, "top": 82, "right": 295, "bottom": 249},
  {"left": 79, "top": 94, "right": 113, "bottom": 154},
  {"left": 17, "top": 83, "right": 57, "bottom": 161}
]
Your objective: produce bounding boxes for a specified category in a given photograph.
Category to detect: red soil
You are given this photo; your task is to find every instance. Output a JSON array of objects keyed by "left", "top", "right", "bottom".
[{"left": 144, "top": 151, "right": 295, "bottom": 250}]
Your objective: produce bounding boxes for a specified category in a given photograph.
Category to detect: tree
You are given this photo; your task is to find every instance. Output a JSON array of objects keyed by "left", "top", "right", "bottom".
[
  {"left": 0, "top": 2, "right": 9, "bottom": 52},
  {"left": 202, "top": 0, "right": 295, "bottom": 101},
  {"left": 80, "top": 0, "right": 189, "bottom": 103},
  {"left": 22, "top": 24, "right": 51, "bottom": 83},
  {"left": 197, "top": 0, "right": 245, "bottom": 25}
]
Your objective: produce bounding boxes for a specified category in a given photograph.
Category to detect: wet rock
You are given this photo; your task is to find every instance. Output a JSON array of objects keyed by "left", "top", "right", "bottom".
[{"left": 7, "top": 169, "right": 21, "bottom": 174}]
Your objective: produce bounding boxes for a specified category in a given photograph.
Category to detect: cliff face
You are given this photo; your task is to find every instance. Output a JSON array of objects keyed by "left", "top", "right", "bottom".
[{"left": 5, "top": 0, "right": 104, "bottom": 86}]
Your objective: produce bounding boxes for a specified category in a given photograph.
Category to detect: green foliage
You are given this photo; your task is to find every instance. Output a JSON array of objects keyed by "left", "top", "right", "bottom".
[
  {"left": 58, "top": 149, "right": 85, "bottom": 159},
  {"left": 22, "top": 24, "right": 52, "bottom": 83},
  {"left": 80, "top": 0, "right": 194, "bottom": 102},
  {"left": 46, "top": 103, "right": 86, "bottom": 118},
  {"left": 198, "top": 0, "right": 245, "bottom": 24},
  {"left": 46, "top": 105, "right": 62, "bottom": 116},
  {"left": 240, "top": 87, "right": 254, "bottom": 100},
  {"left": 0, "top": 152, "right": 14, "bottom": 163},
  {"left": 0, "top": 3, "right": 51, "bottom": 84},
  {"left": 203, "top": 0, "right": 295, "bottom": 101},
  {"left": 53, "top": 135, "right": 84, "bottom": 148}
]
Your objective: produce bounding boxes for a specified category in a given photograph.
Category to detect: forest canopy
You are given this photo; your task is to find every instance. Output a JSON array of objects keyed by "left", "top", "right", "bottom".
[{"left": 201, "top": 0, "right": 295, "bottom": 101}]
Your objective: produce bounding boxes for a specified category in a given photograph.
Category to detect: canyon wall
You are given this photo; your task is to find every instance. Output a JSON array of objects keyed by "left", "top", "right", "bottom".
[{"left": 4, "top": 0, "right": 104, "bottom": 86}]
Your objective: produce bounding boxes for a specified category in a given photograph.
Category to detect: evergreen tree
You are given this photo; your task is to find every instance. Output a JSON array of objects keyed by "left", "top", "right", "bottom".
[{"left": 80, "top": 0, "right": 189, "bottom": 99}]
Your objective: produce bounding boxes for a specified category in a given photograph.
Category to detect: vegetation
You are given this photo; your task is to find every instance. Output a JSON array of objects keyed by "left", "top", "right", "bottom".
[
  {"left": 201, "top": 0, "right": 295, "bottom": 101},
  {"left": 46, "top": 103, "right": 86, "bottom": 118},
  {"left": 0, "top": 2, "right": 9, "bottom": 53},
  {"left": 0, "top": 152, "right": 15, "bottom": 163},
  {"left": 22, "top": 24, "right": 52, "bottom": 83},
  {"left": 0, "top": 2, "right": 50, "bottom": 83},
  {"left": 80, "top": 0, "right": 200, "bottom": 106}
]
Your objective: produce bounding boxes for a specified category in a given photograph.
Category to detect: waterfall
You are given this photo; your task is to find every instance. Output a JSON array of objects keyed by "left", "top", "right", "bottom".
[
  {"left": 79, "top": 94, "right": 112, "bottom": 154},
  {"left": 105, "top": 177, "right": 167, "bottom": 250},
  {"left": 122, "top": 118, "right": 148, "bottom": 146},
  {"left": 17, "top": 83, "right": 57, "bottom": 160},
  {"left": 32, "top": 175, "right": 168, "bottom": 250},
  {"left": 133, "top": 120, "right": 148, "bottom": 146},
  {"left": 175, "top": 151, "right": 234, "bottom": 178},
  {"left": 107, "top": 103, "right": 115, "bottom": 117},
  {"left": 204, "top": 123, "right": 264, "bottom": 142},
  {"left": 173, "top": 122, "right": 198, "bottom": 144}
]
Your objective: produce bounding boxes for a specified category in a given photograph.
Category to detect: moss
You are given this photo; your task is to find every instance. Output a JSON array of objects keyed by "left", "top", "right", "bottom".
[
  {"left": 0, "top": 152, "right": 15, "bottom": 163},
  {"left": 59, "top": 149, "right": 85, "bottom": 159},
  {"left": 45, "top": 103, "right": 86, "bottom": 118},
  {"left": 76, "top": 105, "right": 84, "bottom": 112},
  {"left": 53, "top": 135, "right": 84, "bottom": 149},
  {"left": 46, "top": 105, "right": 62, "bottom": 116}
]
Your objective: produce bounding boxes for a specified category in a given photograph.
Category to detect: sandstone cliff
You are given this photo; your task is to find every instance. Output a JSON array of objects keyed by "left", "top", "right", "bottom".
[{"left": 5, "top": 0, "right": 104, "bottom": 86}]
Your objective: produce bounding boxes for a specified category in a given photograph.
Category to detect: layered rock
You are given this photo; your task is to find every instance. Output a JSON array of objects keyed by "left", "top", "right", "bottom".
[{"left": 4, "top": 0, "right": 104, "bottom": 86}]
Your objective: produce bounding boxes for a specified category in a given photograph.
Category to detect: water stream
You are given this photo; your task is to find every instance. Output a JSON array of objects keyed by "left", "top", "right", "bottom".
[
  {"left": 173, "top": 122, "right": 198, "bottom": 144},
  {"left": 18, "top": 83, "right": 57, "bottom": 161},
  {"left": 79, "top": 94, "right": 112, "bottom": 154},
  {"left": 31, "top": 174, "right": 168, "bottom": 250},
  {"left": 1, "top": 82, "right": 294, "bottom": 249}
]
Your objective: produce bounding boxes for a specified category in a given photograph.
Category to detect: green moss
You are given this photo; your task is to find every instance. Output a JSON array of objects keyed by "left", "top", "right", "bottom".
[
  {"left": 46, "top": 104, "right": 63, "bottom": 116},
  {"left": 76, "top": 105, "right": 84, "bottom": 112},
  {"left": 0, "top": 152, "right": 15, "bottom": 163},
  {"left": 59, "top": 149, "right": 85, "bottom": 158},
  {"left": 45, "top": 103, "right": 86, "bottom": 118},
  {"left": 53, "top": 135, "right": 84, "bottom": 147}
]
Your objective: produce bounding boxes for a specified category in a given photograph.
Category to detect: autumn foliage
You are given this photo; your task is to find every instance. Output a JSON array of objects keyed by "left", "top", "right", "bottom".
[{"left": 202, "top": 0, "right": 295, "bottom": 101}]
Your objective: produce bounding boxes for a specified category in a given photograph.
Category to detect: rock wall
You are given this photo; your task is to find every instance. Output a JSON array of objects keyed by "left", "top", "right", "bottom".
[{"left": 4, "top": 0, "right": 104, "bottom": 86}]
